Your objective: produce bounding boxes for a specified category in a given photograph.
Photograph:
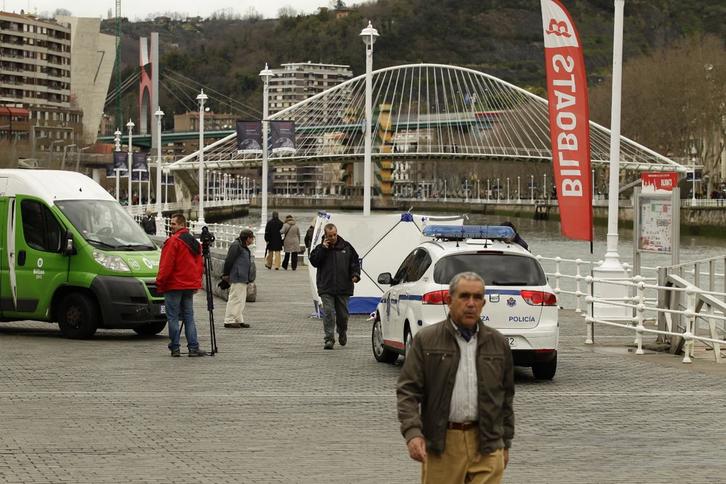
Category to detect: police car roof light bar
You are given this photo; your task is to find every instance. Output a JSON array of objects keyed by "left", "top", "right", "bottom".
[{"left": 422, "top": 225, "right": 515, "bottom": 241}]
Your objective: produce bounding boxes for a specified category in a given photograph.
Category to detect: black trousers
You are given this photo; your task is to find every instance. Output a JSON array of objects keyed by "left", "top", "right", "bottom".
[{"left": 282, "top": 251, "right": 298, "bottom": 270}]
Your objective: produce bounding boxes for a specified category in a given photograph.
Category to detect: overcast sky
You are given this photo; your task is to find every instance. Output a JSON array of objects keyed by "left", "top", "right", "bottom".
[{"left": 3, "top": 0, "right": 350, "bottom": 20}]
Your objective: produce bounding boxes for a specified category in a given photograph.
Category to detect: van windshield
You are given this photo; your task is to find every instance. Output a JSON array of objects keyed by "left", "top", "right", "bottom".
[{"left": 56, "top": 200, "right": 156, "bottom": 251}]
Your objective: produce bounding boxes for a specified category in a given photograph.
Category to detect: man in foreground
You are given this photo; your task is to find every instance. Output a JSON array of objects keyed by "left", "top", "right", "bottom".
[
  {"left": 309, "top": 223, "right": 360, "bottom": 350},
  {"left": 156, "top": 213, "right": 207, "bottom": 357},
  {"left": 397, "top": 272, "right": 514, "bottom": 483}
]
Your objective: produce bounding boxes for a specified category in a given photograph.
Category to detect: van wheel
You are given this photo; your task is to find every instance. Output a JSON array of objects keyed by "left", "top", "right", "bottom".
[
  {"left": 372, "top": 314, "right": 398, "bottom": 364},
  {"left": 532, "top": 356, "right": 557, "bottom": 380},
  {"left": 133, "top": 321, "right": 167, "bottom": 336},
  {"left": 58, "top": 293, "right": 99, "bottom": 339}
]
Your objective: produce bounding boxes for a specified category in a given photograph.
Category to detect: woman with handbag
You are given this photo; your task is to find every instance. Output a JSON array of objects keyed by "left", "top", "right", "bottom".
[{"left": 280, "top": 215, "right": 301, "bottom": 271}]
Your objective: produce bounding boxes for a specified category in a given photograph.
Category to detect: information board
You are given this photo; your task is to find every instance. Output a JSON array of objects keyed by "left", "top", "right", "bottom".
[{"left": 638, "top": 197, "right": 673, "bottom": 253}]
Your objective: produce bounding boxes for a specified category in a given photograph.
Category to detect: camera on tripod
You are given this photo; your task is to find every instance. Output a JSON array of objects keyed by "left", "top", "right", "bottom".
[
  {"left": 199, "top": 225, "right": 218, "bottom": 355},
  {"left": 200, "top": 225, "right": 215, "bottom": 247}
]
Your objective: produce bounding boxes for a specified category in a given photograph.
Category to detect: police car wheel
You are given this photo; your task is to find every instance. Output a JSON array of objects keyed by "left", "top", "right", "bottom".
[
  {"left": 532, "top": 356, "right": 557, "bottom": 380},
  {"left": 133, "top": 321, "right": 167, "bottom": 336},
  {"left": 372, "top": 315, "right": 398, "bottom": 364},
  {"left": 58, "top": 293, "right": 99, "bottom": 339},
  {"left": 403, "top": 325, "right": 413, "bottom": 360}
]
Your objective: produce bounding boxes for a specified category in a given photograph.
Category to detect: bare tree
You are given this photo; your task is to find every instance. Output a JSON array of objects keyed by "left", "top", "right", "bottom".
[{"left": 590, "top": 35, "right": 726, "bottom": 185}]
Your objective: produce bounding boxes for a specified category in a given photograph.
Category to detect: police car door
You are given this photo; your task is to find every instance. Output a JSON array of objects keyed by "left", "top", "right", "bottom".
[{"left": 384, "top": 249, "right": 417, "bottom": 347}]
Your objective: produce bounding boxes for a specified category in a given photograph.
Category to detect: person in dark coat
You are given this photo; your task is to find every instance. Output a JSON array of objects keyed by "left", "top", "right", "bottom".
[
  {"left": 222, "top": 229, "right": 256, "bottom": 328},
  {"left": 304, "top": 224, "right": 315, "bottom": 256},
  {"left": 141, "top": 208, "right": 156, "bottom": 235},
  {"left": 500, "top": 221, "right": 528, "bottom": 251},
  {"left": 309, "top": 223, "right": 361, "bottom": 350},
  {"left": 264, "top": 211, "right": 283, "bottom": 270}
]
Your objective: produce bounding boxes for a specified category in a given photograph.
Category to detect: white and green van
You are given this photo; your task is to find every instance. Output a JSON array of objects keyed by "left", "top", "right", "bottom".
[{"left": 0, "top": 170, "right": 166, "bottom": 338}]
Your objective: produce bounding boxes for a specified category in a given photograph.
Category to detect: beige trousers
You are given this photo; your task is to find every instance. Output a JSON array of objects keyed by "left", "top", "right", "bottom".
[
  {"left": 223, "top": 282, "right": 248, "bottom": 324},
  {"left": 266, "top": 250, "right": 281, "bottom": 269},
  {"left": 422, "top": 428, "right": 504, "bottom": 484}
]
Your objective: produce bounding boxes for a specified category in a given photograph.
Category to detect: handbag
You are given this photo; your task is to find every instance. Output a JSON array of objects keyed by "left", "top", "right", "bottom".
[{"left": 217, "top": 279, "right": 230, "bottom": 290}]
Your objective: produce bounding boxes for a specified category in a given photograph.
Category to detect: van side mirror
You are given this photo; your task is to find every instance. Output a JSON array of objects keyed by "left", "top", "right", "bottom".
[
  {"left": 377, "top": 272, "right": 393, "bottom": 285},
  {"left": 63, "top": 231, "right": 76, "bottom": 256}
]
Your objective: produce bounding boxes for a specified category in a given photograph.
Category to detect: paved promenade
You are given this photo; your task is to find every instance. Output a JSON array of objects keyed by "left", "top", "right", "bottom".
[{"left": 1, "top": 267, "right": 725, "bottom": 483}]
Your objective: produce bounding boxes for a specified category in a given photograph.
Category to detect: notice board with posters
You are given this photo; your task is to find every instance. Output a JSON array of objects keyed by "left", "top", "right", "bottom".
[{"left": 633, "top": 172, "right": 680, "bottom": 274}]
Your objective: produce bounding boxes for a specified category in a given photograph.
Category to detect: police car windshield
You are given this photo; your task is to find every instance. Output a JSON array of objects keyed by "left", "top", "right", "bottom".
[
  {"left": 433, "top": 253, "right": 546, "bottom": 286},
  {"left": 56, "top": 200, "right": 155, "bottom": 250}
]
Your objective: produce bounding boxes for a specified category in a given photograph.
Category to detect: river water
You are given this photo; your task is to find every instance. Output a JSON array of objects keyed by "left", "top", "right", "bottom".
[
  {"left": 228, "top": 207, "right": 724, "bottom": 267},
  {"left": 225, "top": 208, "right": 725, "bottom": 309}
]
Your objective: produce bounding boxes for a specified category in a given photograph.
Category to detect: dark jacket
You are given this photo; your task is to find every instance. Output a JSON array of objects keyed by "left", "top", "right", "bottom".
[
  {"left": 141, "top": 215, "right": 156, "bottom": 235},
  {"left": 222, "top": 238, "right": 256, "bottom": 284},
  {"left": 309, "top": 235, "right": 361, "bottom": 296},
  {"left": 265, "top": 217, "right": 284, "bottom": 251},
  {"left": 396, "top": 318, "right": 515, "bottom": 455},
  {"left": 156, "top": 228, "right": 203, "bottom": 293},
  {"left": 304, "top": 226, "right": 315, "bottom": 249}
]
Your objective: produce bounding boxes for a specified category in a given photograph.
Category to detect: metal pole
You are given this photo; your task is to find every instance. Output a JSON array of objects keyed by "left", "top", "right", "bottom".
[
  {"left": 601, "top": 0, "right": 626, "bottom": 271},
  {"left": 517, "top": 176, "right": 520, "bottom": 201},
  {"left": 543, "top": 173, "right": 547, "bottom": 200},
  {"left": 126, "top": 120, "right": 134, "bottom": 213},
  {"left": 197, "top": 90, "right": 208, "bottom": 226},
  {"left": 164, "top": 170, "right": 169, "bottom": 209},
  {"left": 691, "top": 163, "right": 696, "bottom": 203},
  {"left": 257, "top": 65, "right": 273, "bottom": 258},
  {"left": 361, "top": 21, "right": 379, "bottom": 216},
  {"left": 154, "top": 109, "right": 164, "bottom": 235},
  {"left": 114, "top": 168, "right": 121, "bottom": 202},
  {"left": 487, "top": 178, "right": 490, "bottom": 202},
  {"left": 530, "top": 174, "right": 534, "bottom": 203}
]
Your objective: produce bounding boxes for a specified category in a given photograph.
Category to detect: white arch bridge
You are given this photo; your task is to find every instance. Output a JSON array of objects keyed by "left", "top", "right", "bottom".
[{"left": 168, "top": 63, "right": 684, "bottom": 175}]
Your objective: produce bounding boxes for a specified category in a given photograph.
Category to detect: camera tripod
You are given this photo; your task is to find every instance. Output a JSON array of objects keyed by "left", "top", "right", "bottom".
[{"left": 200, "top": 226, "right": 218, "bottom": 355}]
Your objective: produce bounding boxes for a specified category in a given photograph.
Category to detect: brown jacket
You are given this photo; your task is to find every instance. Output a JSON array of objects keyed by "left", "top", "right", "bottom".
[{"left": 396, "top": 318, "right": 515, "bottom": 455}]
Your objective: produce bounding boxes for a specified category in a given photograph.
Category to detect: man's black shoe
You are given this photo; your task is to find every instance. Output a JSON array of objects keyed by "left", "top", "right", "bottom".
[
  {"left": 188, "top": 348, "right": 208, "bottom": 357},
  {"left": 324, "top": 341, "right": 334, "bottom": 350},
  {"left": 338, "top": 333, "right": 347, "bottom": 346},
  {"left": 239, "top": 322, "right": 251, "bottom": 328},
  {"left": 170, "top": 348, "right": 181, "bottom": 357}
]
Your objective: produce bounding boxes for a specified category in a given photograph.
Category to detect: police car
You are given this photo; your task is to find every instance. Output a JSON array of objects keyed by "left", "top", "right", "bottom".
[{"left": 371, "top": 225, "right": 558, "bottom": 380}]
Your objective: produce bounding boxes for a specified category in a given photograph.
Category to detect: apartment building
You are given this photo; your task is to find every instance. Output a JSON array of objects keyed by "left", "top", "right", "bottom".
[
  {"left": 0, "top": 11, "right": 82, "bottom": 154},
  {"left": 269, "top": 62, "right": 353, "bottom": 195}
]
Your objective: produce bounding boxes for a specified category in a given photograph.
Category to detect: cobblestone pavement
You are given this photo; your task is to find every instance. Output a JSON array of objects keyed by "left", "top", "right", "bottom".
[{"left": 1, "top": 267, "right": 725, "bottom": 483}]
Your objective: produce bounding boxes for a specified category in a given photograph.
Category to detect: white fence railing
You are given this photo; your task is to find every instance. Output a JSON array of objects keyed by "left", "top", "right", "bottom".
[{"left": 537, "top": 255, "right": 726, "bottom": 364}]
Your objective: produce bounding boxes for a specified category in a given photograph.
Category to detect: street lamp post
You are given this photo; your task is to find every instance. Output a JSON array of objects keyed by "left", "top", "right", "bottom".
[
  {"left": 256, "top": 64, "right": 274, "bottom": 258},
  {"left": 592, "top": 0, "right": 629, "bottom": 322},
  {"left": 530, "top": 174, "right": 534, "bottom": 203},
  {"left": 506, "top": 177, "right": 510, "bottom": 202},
  {"left": 196, "top": 89, "right": 208, "bottom": 227},
  {"left": 517, "top": 176, "right": 520, "bottom": 202},
  {"left": 154, "top": 108, "right": 164, "bottom": 235},
  {"left": 477, "top": 180, "right": 480, "bottom": 202},
  {"left": 444, "top": 179, "right": 447, "bottom": 201},
  {"left": 543, "top": 173, "right": 547, "bottom": 200},
  {"left": 126, "top": 120, "right": 135, "bottom": 213},
  {"left": 487, "top": 178, "right": 490, "bottom": 202},
  {"left": 113, "top": 129, "right": 122, "bottom": 202},
  {"left": 360, "top": 21, "right": 379, "bottom": 216}
]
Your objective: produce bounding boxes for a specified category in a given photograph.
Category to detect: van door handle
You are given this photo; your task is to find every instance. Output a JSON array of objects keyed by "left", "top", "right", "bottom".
[{"left": 17, "top": 250, "right": 26, "bottom": 266}]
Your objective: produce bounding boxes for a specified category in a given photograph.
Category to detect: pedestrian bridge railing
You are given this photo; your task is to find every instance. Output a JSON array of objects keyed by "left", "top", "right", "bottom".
[{"left": 536, "top": 255, "right": 726, "bottom": 364}]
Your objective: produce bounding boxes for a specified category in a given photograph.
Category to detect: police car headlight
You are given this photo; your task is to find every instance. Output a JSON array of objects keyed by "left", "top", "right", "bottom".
[{"left": 93, "top": 250, "right": 131, "bottom": 272}]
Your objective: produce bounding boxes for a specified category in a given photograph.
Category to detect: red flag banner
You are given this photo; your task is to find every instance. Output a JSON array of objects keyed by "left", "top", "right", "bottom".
[{"left": 541, "top": 0, "right": 593, "bottom": 241}]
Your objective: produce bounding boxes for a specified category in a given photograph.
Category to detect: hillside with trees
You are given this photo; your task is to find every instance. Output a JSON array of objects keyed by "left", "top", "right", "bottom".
[{"left": 101, "top": 0, "right": 725, "bottom": 173}]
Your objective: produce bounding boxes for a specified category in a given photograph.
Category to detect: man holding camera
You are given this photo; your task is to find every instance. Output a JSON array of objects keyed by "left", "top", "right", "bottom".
[
  {"left": 309, "top": 223, "right": 360, "bottom": 350},
  {"left": 221, "top": 229, "right": 256, "bottom": 329},
  {"left": 156, "top": 213, "right": 207, "bottom": 357}
]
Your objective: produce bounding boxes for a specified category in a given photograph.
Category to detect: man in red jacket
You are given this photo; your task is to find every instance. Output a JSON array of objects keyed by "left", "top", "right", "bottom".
[{"left": 156, "top": 213, "right": 207, "bottom": 357}]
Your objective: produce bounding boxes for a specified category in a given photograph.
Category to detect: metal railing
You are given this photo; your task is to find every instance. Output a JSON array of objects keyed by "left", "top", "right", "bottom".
[{"left": 537, "top": 255, "right": 726, "bottom": 364}]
